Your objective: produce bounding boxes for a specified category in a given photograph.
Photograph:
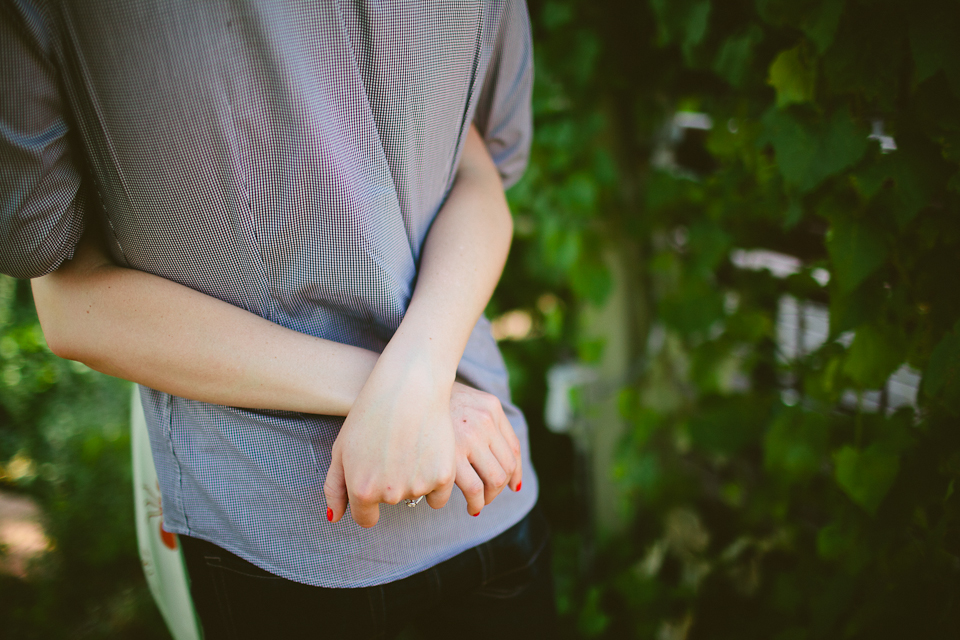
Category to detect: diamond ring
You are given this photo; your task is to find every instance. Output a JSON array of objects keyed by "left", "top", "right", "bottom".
[{"left": 404, "top": 495, "right": 425, "bottom": 507}]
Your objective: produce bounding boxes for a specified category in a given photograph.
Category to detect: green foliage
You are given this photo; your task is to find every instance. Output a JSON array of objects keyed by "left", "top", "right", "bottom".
[
  {"left": 508, "top": 0, "right": 960, "bottom": 637},
  {"left": 760, "top": 106, "right": 869, "bottom": 193},
  {"left": 843, "top": 324, "right": 905, "bottom": 388},
  {"left": 924, "top": 321, "right": 960, "bottom": 411},
  {"left": 768, "top": 46, "right": 817, "bottom": 108},
  {"left": 833, "top": 443, "right": 900, "bottom": 514},
  {"left": 0, "top": 276, "right": 167, "bottom": 638}
]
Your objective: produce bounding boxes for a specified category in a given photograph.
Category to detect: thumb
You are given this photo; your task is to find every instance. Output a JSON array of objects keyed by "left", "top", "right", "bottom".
[{"left": 323, "top": 449, "right": 348, "bottom": 524}]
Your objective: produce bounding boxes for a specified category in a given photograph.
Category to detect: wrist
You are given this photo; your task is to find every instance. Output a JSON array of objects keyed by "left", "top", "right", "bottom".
[{"left": 384, "top": 309, "right": 467, "bottom": 381}]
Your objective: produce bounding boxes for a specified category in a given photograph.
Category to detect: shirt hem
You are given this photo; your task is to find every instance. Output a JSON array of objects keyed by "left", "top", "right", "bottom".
[{"left": 166, "top": 487, "right": 539, "bottom": 589}]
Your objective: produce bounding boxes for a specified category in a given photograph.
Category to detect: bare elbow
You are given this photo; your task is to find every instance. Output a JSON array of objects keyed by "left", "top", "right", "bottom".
[
  {"left": 31, "top": 276, "right": 82, "bottom": 362},
  {"left": 41, "top": 325, "right": 74, "bottom": 361},
  {"left": 34, "top": 309, "right": 75, "bottom": 362}
]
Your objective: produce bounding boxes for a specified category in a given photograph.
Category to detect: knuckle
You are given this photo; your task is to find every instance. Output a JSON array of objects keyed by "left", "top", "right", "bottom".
[
  {"left": 488, "top": 469, "right": 508, "bottom": 488},
  {"left": 413, "top": 482, "right": 435, "bottom": 499},
  {"left": 464, "top": 479, "right": 484, "bottom": 498},
  {"left": 352, "top": 486, "right": 377, "bottom": 504},
  {"left": 466, "top": 434, "right": 485, "bottom": 450}
]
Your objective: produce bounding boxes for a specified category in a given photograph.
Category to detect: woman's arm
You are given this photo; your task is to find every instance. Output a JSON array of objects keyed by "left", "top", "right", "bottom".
[
  {"left": 32, "top": 231, "right": 377, "bottom": 416},
  {"left": 32, "top": 124, "right": 522, "bottom": 525},
  {"left": 324, "top": 124, "right": 521, "bottom": 526}
]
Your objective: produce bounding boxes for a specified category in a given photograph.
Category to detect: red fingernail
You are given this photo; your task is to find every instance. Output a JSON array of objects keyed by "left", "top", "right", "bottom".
[
  {"left": 471, "top": 512, "right": 480, "bottom": 517},
  {"left": 516, "top": 481, "right": 522, "bottom": 492},
  {"left": 326, "top": 508, "right": 333, "bottom": 522}
]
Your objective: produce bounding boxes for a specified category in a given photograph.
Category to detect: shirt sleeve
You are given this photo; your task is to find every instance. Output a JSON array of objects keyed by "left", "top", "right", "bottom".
[
  {"left": 473, "top": 0, "right": 534, "bottom": 190},
  {"left": 0, "top": 0, "right": 85, "bottom": 279}
]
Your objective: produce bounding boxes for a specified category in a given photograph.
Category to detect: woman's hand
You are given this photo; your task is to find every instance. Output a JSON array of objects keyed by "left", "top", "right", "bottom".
[
  {"left": 449, "top": 382, "right": 522, "bottom": 517},
  {"left": 323, "top": 338, "right": 458, "bottom": 528},
  {"left": 323, "top": 370, "right": 523, "bottom": 526},
  {"left": 323, "top": 124, "right": 516, "bottom": 527}
]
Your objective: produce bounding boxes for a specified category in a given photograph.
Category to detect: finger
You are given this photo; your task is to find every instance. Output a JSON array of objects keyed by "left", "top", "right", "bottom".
[
  {"left": 489, "top": 435, "right": 519, "bottom": 493},
  {"left": 323, "top": 450, "right": 349, "bottom": 524},
  {"left": 508, "top": 453, "right": 523, "bottom": 493},
  {"left": 455, "top": 457, "right": 486, "bottom": 517},
  {"left": 347, "top": 485, "right": 381, "bottom": 528},
  {"left": 425, "top": 476, "right": 454, "bottom": 510},
  {"left": 469, "top": 447, "right": 509, "bottom": 505},
  {"left": 497, "top": 414, "right": 523, "bottom": 492}
]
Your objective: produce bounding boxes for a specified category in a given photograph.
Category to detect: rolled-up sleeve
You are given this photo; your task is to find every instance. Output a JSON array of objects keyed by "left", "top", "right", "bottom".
[
  {"left": 474, "top": 0, "right": 533, "bottom": 190},
  {"left": 0, "top": 0, "right": 84, "bottom": 279}
]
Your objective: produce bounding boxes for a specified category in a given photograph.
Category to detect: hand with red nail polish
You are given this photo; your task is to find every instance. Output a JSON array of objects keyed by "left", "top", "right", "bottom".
[
  {"left": 323, "top": 347, "right": 457, "bottom": 528},
  {"left": 449, "top": 381, "right": 523, "bottom": 518},
  {"left": 321, "top": 126, "right": 515, "bottom": 528}
]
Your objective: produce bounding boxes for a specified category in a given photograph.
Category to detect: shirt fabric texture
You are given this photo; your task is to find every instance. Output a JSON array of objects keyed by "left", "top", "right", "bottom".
[{"left": 0, "top": 0, "right": 537, "bottom": 588}]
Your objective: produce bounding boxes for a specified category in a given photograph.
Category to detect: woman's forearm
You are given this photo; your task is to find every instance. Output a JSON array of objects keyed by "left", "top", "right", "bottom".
[
  {"left": 322, "top": 124, "right": 518, "bottom": 525},
  {"left": 381, "top": 124, "right": 513, "bottom": 379},
  {"left": 30, "top": 124, "right": 510, "bottom": 419},
  {"left": 32, "top": 249, "right": 377, "bottom": 415}
]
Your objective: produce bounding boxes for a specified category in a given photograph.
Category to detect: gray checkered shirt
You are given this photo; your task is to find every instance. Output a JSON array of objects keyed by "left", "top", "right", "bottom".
[{"left": 1, "top": 0, "right": 537, "bottom": 587}]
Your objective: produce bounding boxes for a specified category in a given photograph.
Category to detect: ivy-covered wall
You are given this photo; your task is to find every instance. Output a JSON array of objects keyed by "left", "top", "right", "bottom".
[{"left": 499, "top": 0, "right": 960, "bottom": 637}]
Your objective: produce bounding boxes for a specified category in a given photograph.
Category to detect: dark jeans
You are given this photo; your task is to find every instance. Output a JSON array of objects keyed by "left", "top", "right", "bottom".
[{"left": 180, "top": 506, "right": 558, "bottom": 640}]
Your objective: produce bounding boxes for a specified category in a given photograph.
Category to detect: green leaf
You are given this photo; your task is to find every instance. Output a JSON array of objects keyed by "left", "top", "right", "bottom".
[
  {"left": 649, "top": 0, "right": 711, "bottom": 62},
  {"left": 714, "top": 25, "right": 764, "bottom": 87},
  {"left": 817, "top": 520, "right": 857, "bottom": 560},
  {"left": 828, "top": 281, "right": 883, "bottom": 336},
  {"left": 852, "top": 136, "right": 952, "bottom": 228},
  {"left": 834, "top": 444, "right": 900, "bottom": 514},
  {"left": 683, "top": 1, "right": 711, "bottom": 53},
  {"left": 755, "top": 0, "right": 844, "bottom": 53},
  {"left": 823, "top": 4, "right": 902, "bottom": 107},
  {"left": 577, "top": 586, "right": 611, "bottom": 637},
  {"left": 645, "top": 170, "right": 694, "bottom": 210},
  {"left": 924, "top": 323, "right": 960, "bottom": 400},
  {"left": 784, "top": 197, "right": 804, "bottom": 229},
  {"left": 909, "top": 2, "right": 960, "bottom": 96},
  {"left": 802, "top": 0, "right": 844, "bottom": 54},
  {"left": 761, "top": 106, "right": 869, "bottom": 193},
  {"left": 688, "top": 396, "right": 769, "bottom": 454},
  {"left": 826, "top": 217, "right": 886, "bottom": 293},
  {"left": 540, "top": 1, "right": 574, "bottom": 31},
  {"left": 843, "top": 324, "right": 906, "bottom": 388},
  {"left": 577, "top": 337, "right": 606, "bottom": 365},
  {"left": 768, "top": 46, "right": 817, "bottom": 108},
  {"left": 0, "top": 275, "right": 14, "bottom": 329},
  {"left": 765, "top": 408, "right": 830, "bottom": 483},
  {"left": 659, "top": 283, "right": 725, "bottom": 335},
  {"left": 571, "top": 256, "right": 613, "bottom": 306},
  {"left": 687, "top": 221, "right": 732, "bottom": 277}
]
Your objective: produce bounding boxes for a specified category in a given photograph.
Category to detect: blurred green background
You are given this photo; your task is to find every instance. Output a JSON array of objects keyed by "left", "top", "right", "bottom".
[{"left": 3, "top": 0, "right": 960, "bottom": 637}]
